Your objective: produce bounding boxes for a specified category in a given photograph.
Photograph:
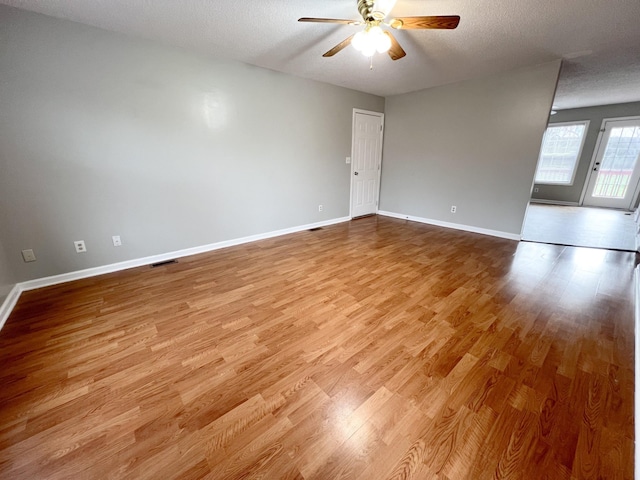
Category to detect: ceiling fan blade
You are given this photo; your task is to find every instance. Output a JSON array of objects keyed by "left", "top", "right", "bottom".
[
  {"left": 323, "top": 35, "right": 356, "bottom": 57},
  {"left": 299, "top": 17, "right": 360, "bottom": 26},
  {"left": 390, "top": 15, "right": 460, "bottom": 30},
  {"left": 384, "top": 32, "right": 406, "bottom": 61}
]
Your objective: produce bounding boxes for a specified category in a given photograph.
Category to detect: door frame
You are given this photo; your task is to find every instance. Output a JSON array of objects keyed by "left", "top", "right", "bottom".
[
  {"left": 579, "top": 115, "right": 640, "bottom": 210},
  {"left": 350, "top": 108, "right": 385, "bottom": 218}
]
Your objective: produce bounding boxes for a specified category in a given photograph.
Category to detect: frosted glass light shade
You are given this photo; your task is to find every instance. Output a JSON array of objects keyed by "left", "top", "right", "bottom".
[
  {"left": 375, "top": 31, "right": 392, "bottom": 53},
  {"left": 352, "top": 31, "right": 367, "bottom": 51},
  {"left": 361, "top": 44, "right": 377, "bottom": 57},
  {"left": 351, "top": 26, "right": 391, "bottom": 57}
]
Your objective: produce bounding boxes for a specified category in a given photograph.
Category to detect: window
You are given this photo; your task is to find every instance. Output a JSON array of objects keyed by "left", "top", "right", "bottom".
[{"left": 534, "top": 121, "right": 589, "bottom": 185}]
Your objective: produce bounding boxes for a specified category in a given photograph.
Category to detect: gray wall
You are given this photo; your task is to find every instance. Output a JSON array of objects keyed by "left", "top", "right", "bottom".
[
  {"left": 532, "top": 101, "right": 640, "bottom": 204},
  {"left": 0, "top": 238, "right": 16, "bottom": 304},
  {"left": 379, "top": 61, "right": 561, "bottom": 236},
  {"left": 0, "top": 5, "right": 384, "bottom": 282}
]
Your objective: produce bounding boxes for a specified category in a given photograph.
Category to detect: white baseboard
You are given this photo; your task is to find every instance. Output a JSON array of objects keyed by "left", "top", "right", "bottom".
[
  {"left": 377, "top": 210, "right": 521, "bottom": 241},
  {"left": 0, "top": 285, "right": 22, "bottom": 331},
  {"left": 529, "top": 199, "right": 580, "bottom": 206},
  {"left": 0, "top": 216, "right": 351, "bottom": 329}
]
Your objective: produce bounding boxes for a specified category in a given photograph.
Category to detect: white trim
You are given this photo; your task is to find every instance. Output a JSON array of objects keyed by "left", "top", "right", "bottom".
[
  {"left": 579, "top": 118, "right": 607, "bottom": 206},
  {"left": 0, "top": 285, "right": 22, "bottom": 331},
  {"left": 377, "top": 210, "right": 521, "bottom": 241},
  {"left": 635, "top": 266, "right": 640, "bottom": 480},
  {"left": 350, "top": 109, "right": 384, "bottom": 219},
  {"left": 529, "top": 199, "right": 580, "bottom": 206},
  {"left": 600, "top": 115, "right": 640, "bottom": 123},
  {"left": 0, "top": 216, "right": 350, "bottom": 328}
]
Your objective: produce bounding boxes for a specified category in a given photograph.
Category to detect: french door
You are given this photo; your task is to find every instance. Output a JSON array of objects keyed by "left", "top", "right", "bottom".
[{"left": 583, "top": 117, "right": 640, "bottom": 209}]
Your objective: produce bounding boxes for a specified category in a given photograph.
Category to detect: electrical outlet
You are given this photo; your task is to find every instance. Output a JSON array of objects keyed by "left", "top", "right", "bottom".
[
  {"left": 318, "top": 204, "right": 323, "bottom": 212},
  {"left": 74, "top": 240, "right": 86, "bottom": 253},
  {"left": 451, "top": 206, "right": 457, "bottom": 214},
  {"left": 21, "top": 249, "right": 36, "bottom": 262},
  {"left": 112, "top": 235, "right": 122, "bottom": 247}
]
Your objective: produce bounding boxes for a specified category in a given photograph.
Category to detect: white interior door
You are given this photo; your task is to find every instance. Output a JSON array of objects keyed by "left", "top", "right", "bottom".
[
  {"left": 351, "top": 110, "right": 383, "bottom": 218},
  {"left": 583, "top": 118, "right": 640, "bottom": 209}
]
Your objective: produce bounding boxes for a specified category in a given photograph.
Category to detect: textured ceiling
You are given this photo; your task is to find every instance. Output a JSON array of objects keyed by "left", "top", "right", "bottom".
[{"left": 2, "top": 0, "right": 640, "bottom": 109}]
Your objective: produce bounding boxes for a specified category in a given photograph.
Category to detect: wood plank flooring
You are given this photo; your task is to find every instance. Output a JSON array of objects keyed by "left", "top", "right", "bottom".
[{"left": 0, "top": 216, "right": 635, "bottom": 479}]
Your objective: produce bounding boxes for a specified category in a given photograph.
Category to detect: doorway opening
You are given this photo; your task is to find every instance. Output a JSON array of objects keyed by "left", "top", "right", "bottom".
[{"left": 523, "top": 115, "right": 640, "bottom": 252}]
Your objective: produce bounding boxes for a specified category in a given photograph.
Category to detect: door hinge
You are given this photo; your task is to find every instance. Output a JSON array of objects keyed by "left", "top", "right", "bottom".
[{"left": 600, "top": 128, "right": 606, "bottom": 133}]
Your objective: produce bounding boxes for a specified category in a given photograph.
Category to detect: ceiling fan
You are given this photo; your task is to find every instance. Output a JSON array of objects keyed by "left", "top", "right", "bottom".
[{"left": 299, "top": 0, "right": 459, "bottom": 61}]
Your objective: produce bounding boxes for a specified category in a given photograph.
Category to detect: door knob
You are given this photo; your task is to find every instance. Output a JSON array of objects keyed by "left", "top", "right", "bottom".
[{"left": 354, "top": 172, "right": 359, "bottom": 175}]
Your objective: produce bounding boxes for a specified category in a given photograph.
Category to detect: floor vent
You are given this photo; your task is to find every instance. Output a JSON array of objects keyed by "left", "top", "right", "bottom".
[
  {"left": 308, "top": 227, "right": 323, "bottom": 231},
  {"left": 151, "top": 259, "right": 178, "bottom": 268}
]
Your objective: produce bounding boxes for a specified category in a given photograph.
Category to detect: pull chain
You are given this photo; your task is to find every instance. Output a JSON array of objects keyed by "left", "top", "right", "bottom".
[{"left": 370, "top": 55, "right": 374, "bottom": 70}]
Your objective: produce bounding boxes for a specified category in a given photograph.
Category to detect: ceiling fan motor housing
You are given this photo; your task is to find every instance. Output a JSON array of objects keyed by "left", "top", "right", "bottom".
[{"left": 358, "top": 0, "right": 383, "bottom": 22}]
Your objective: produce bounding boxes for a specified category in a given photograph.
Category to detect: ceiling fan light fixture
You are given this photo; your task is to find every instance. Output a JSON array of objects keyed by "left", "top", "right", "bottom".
[
  {"left": 351, "top": 25, "right": 391, "bottom": 57},
  {"left": 301, "top": 1, "right": 457, "bottom": 62}
]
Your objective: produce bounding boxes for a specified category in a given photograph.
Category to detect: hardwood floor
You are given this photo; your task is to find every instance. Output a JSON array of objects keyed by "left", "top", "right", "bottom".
[{"left": 0, "top": 216, "right": 635, "bottom": 479}]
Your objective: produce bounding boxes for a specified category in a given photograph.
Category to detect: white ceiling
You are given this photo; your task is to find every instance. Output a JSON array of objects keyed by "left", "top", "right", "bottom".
[{"left": 2, "top": 0, "right": 640, "bottom": 110}]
